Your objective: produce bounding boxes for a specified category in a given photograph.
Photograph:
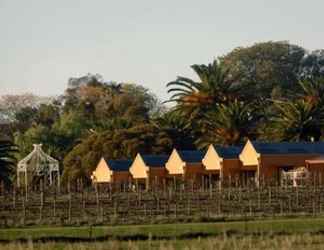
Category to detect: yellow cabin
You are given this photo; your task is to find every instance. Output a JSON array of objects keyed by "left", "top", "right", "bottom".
[
  {"left": 202, "top": 144, "right": 242, "bottom": 186},
  {"left": 165, "top": 149, "right": 205, "bottom": 185},
  {"left": 129, "top": 153, "right": 169, "bottom": 189},
  {"left": 91, "top": 158, "right": 132, "bottom": 184},
  {"left": 239, "top": 140, "right": 324, "bottom": 186}
]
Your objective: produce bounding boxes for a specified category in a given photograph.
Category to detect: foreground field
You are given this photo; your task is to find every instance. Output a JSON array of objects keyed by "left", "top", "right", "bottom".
[
  {"left": 2, "top": 217, "right": 324, "bottom": 241},
  {"left": 1, "top": 217, "right": 324, "bottom": 249},
  {"left": 2, "top": 234, "right": 324, "bottom": 250}
]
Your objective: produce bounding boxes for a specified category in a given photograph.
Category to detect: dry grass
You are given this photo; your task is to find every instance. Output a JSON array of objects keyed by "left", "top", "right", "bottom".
[
  {"left": 1, "top": 234, "right": 324, "bottom": 250},
  {"left": 3, "top": 217, "right": 324, "bottom": 241}
]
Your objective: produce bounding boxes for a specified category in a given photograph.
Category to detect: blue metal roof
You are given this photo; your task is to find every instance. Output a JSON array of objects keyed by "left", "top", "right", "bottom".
[
  {"left": 214, "top": 145, "right": 243, "bottom": 159},
  {"left": 106, "top": 159, "right": 132, "bottom": 171},
  {"left": 141, "top": 155, "right": 169, "bottom": 167},
  {"left": 251, "top": 141, "right": 324, "bottom": 155},
  {"left": 178, "top": 150, "right": 204, "bottom": 163}
]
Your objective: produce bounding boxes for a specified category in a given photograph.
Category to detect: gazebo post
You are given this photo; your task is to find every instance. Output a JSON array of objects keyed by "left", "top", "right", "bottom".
[
  {"left": 24, "top": 170, "right": 28, "bottom": 201},
  {"left": 49, "top": 170, "right": 53, "bottom": 186}
]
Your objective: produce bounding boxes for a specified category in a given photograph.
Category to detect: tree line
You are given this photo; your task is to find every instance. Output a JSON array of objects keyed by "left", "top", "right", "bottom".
[{"left": 1, "top": 41, "right": 324, "bottom": 186}]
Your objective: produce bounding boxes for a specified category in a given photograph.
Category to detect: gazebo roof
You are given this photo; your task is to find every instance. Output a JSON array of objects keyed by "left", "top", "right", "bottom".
[{"left": 18, "top": 144, "right": 59, "bottom": 173}]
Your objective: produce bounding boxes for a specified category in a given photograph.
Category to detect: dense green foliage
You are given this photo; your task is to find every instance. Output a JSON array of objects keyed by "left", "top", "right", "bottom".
[
  {"left": 0, "top": 140, "right": 17, "bottom": 186},
  {"left": 2, "top": 41, "right": 324, "bottom": 184},
  {"left": 62, "top": 123, "right": 174, "bottom": 183},
  {"left": 8, "top": 75, "right": 166, "bottom": 183},
  {"left": 167, "top": 42, "right": 324, "bottom": 147}
]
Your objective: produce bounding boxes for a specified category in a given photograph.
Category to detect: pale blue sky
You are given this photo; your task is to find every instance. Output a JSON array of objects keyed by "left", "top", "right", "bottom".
[{"left": 1, "top": 0, "right": 323, "bottom": 101}]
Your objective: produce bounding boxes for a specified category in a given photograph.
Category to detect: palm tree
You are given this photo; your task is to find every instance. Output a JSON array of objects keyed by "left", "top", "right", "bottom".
[
  {"left": 197, "top": 100, "right": 261, "bottom": 147},
  {"left": 0, "top": 140, "right": 18, "bottom": 187},
  {"left": 270, "top": 99, "right": 324, "bottom": 142},
  {"left": 166, "top": 60, "right": 241, "bottom": 112},
  {"left": 268, "top": 78, "right": 324, "bottom": 141},
  {"left": 298, "top": 77, "right": 324, "bottom": 105},
  {"left": 152, "top": 111, "right": 196, "bottom": 150}
]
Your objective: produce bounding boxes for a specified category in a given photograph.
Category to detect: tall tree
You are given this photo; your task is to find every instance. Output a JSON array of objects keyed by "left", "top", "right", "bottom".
[
  {"left": 13, "top": 106, "right": 38, "bottom": 133},
  {"left": 62, "top": 123, "right": 173, "bottom": 183},
  {"left": 167, "top": 60, "right": 241, "bottom": 112},
  {"left": 197, "top": 100, "right": 261, "bottom": 147},
  {"left": 220, "top": 41, "right": 306, "bottom": 99},
  {"left": 297, "top": 77, "right": 324, "bottom": 105},
  {"left": 0, "top": 93, "right": 53, "bottom": 121},
  {"left": 270, "top": 99, "right": 324, "bottom": 142},
  {"left": 269, "top": 78, "right": 324, "bottom": 142},
  {"left": 63, "top": 75, "right": 162, "bottom": 124},
  {"left": 299, "top": 50, "right": 324, "bottom": 79},
  {"left": 152, "top": 110, "right": 196, "bottom": 150}
]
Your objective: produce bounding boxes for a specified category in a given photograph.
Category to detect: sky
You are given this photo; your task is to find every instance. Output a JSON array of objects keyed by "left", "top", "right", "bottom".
[{"left": 1, "top": 0, "right": 324, "bottom": 102}]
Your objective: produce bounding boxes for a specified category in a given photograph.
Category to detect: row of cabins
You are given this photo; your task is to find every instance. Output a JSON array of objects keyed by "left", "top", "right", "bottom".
[{"left": 91, "top": 140, "right": 324, "bottom": 188}]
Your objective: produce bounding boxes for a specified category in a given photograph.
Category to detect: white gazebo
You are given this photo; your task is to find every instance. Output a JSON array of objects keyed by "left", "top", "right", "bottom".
[
  {"left": 17, "top": 144, "right": 60, "bottom": 190},
  {"left": 281, "top": 166, "right": 309, "bottom": 187}
]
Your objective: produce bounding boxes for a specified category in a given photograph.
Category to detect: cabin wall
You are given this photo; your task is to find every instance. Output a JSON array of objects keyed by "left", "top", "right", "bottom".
[
  {"left": 307, "top": 163, "right": 324, "bottom": 184},
  {"left": 202, "top": 146, "right": 222, "bottom": 170},
  {"left": 148, "top": 167, "right": 167, "bottom": 187},
  {"left": 130, "top": 155, "right": 148, "bottom": 179},
  {"left": 239, "top": 141, "right": 259, "bottom": 166},
  {"left": 259, "top": 154, "right": 320, "bottom": 180},
  {"left": 111, "top": 172, "right": 131, "bottom": 183},
  {"left": 184, "top": 163, "right": 204, "bottom": 184},
  {"left": 222, "top": 159, "right": 241, "bottom": 179},
  {"left": 165, "top": 150, "right": 185, "bottom": 175},
  {"left": 92, "top": 158, "right": 112, "bottom": 183},
  {"left": 261, "top": 154, "right": 319, "bottom": 166}
]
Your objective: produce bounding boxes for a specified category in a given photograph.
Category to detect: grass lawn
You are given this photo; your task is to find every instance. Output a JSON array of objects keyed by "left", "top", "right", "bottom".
[
  {"left": 1, "top": 217, "right": 324, "bottom": 241},
  {"left": 2, "top": 234, "right": 324, "bottom": 250}
]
